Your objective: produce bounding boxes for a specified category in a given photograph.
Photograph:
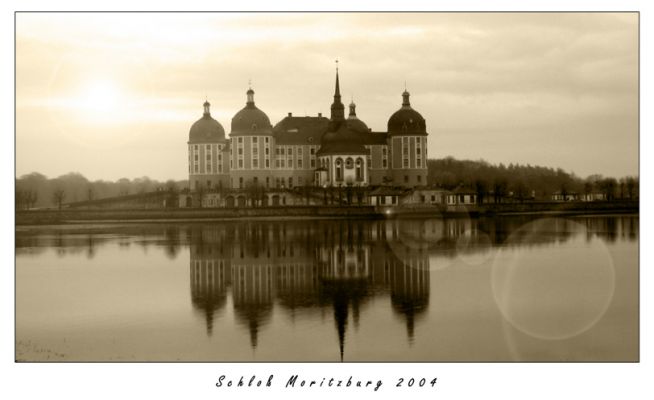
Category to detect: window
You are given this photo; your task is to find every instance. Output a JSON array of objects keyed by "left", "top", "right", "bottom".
[
  {"left": 403, "top": 159, "right": 409, "bottom": 168},
  {"left": 310, "top": 148, "right": 315, "bottom": 155},
  {"left": 266, "top": 159, "right": 270, "bottom": 168},
  {"left": 298, "top": 177, "right": 303, "bottom": 186},
  {"left": 253, "top": 137, "right": 258, "bottom": 144},
  {"left": 417, "top": 175, "right": 422, "bottom": 183},
  {"left": 289, "top": 177, "right": 293, "bottom": 188},
  {"left": 404, "top": 175, "right": 409, "bottom": 183},
  {"left": 355, "top": 158, "right": 364, "bottom": 181},
  {"left": 335, "top": 159, "right": 343, "bottom": 181},
  {"left": 207, "top": 180, "right": 211, "bottom": 188},
  {"left": 382, "top": 159, "right": 388, "bottom": 168},
  {"left": 238, "top": 148, "right": 243, "bottom": 155},
  {"left": 239, "top": 177, "right": 244, "bottom": 188},
  {"left": 298, "top": 159, "right": 303, "bottom": 169},
  {"left": 288, "top": 147, "right": 293, "bottom": 155},
  {"left": 265, "top": 137, "right": 269, "bottom": 143},
  {"left": 238, "top": 137, "right": 243, "bottom": 143},
  {"left": 420, "top": 195, "right": 425, "bottom": 203},
  {"left": 310, "top": 159, "right": 316, "bottom": 168},
  {"left": 265, "top": 148, "right": 269, "bottom": 155},
  {"left": 431, "top": 195, "right": 436, "bottom": 202},
  {"left": 194, "top": 155, "right": 199, "bottom": 161},
  {"left": 253, "top": 159, "right": 259, "bottom": 168},
  {"left": 280, "top": 160, "right": 285, "bottom": 168},
  {"left": 266, "top": 177, "right": 270, "bottom": 188},
  {"left": 345, "top": 158, "right": 354, "bottom": 169},
  {"left": 238, "top": 159, "right": 243, "bottom": 168}
]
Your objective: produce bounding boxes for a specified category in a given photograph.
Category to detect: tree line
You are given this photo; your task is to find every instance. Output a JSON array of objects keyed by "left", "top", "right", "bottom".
[
  {"left": 16, "top": 172, "right": 188, "bottom": 210},
  {"left": 16, "top": 157, "right": 638, "bottom": 210},
  {"left": 427, "top": 157, "right": 638, "bottom": 202}
]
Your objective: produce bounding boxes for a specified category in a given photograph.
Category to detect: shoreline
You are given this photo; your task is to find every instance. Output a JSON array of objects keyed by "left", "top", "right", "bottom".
[{"left": 15, "top": 201, "right": 638, "bottom": 226}]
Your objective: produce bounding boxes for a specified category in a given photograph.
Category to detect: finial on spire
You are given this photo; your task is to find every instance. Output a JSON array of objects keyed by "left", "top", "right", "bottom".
[
  {"left": 404, "top": 80, "right": 407, "bottom": 91},
  {"left": 246, "top": 81, "right": 255, "bottom": 105},
  {"left": 203, "top": 98, "right": 210, "bottom": 115}
]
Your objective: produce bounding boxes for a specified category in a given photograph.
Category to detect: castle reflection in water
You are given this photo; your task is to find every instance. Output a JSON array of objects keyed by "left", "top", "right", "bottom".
[
  {"left": 186, "top": 215, "right": 638, "bottom": 358},
  {"left": 14, "top": 215, "right": 638, "bottom": 360},
  {"left": 189, "top": 219, "right": 436, "bottom": 359}
]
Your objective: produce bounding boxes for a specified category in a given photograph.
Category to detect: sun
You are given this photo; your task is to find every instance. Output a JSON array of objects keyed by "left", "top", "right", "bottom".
[{"left": 78, "top": 80, "right": 122, "bottom": 115}]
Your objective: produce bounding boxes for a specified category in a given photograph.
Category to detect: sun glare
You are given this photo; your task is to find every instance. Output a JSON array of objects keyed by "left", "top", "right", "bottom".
[{"left": 78, "top": 80, "right": 122, "bottom": 115}]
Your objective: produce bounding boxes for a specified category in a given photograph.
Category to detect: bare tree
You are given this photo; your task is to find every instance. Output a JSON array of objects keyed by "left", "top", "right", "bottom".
[
  {"left": 52, "top": 188, "right": 66, "bottom": 210},
  {"left": 195, "top": 183, "right": 205, "bottom": 208}
]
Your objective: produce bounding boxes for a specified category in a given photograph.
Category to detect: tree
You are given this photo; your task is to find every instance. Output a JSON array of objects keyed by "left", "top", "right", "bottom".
[
  {"left": 245, "top": 181, "right": 265, "bottom": 207},
  {"left": 474, "top": 179, "right": 487, "bottom": 205},
  {"left": 626, "top": 177, "right": 637, "bottom": 200},
  {"left": 195, "top": 183, "right": 206, "bottom": 208},
  {"left": 513, "top": 181, "right": 528, "bottom": 203},
  {"left": 492, "top": 179, "right": 508, "bottom": 204},
  {"left": 52, "top": 188, "right": 66, "bottom": 210}
]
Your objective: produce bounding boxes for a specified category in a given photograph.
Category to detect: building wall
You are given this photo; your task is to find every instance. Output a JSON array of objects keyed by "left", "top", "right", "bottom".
[
  {"left": 389, "top": 135, "right": 428, "bottom": 187},
  {"left": 189, "top": 122, "right": 427, "bottom": 190}
]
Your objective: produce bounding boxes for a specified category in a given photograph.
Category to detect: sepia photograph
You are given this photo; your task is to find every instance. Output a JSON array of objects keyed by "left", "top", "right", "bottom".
[{"left": 14, "top": 11, "right": 639, "bottom": 366}]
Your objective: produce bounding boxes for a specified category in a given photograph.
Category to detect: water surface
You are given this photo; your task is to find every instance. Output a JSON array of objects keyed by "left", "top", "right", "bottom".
[{"left": 15, "top": 215, "right": 638, "bottom": 361}]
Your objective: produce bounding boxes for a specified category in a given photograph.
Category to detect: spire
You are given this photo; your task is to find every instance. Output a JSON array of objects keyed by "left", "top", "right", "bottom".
[
  {"left": 348, "top": 97, "right": 357, "bottom": 118},
  {"left": 330, "top": 59, "right": 345, "bottom": 122},
  {"left": 246, "top": 82, "right": 255, "bottom": 107},
  {"left": 402, "top": 87, "right": 411, "bottom": 108},
  {"left": 203, "top": 99, "right": 211, "bottom": 116},
  {"left": 335, "top": 60, "right": 341, "bottom": 98}
]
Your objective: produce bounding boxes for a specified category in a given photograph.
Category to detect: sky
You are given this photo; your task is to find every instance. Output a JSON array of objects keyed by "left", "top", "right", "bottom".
[{"left": 15, "top": 12, "right": 638, "bottom": 181}]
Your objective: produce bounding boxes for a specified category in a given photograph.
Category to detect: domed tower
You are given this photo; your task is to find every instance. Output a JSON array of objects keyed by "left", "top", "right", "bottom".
[
  {"left": 316, "top": 66, "right": 370, "bottom": 188},
  {"left": 345, "top": 100, "right": 370, "bottom": 134},
  {"left": 188, "top": 100, "right": 230, "bottom": 194},
  {"left": 387, "top": 89, "right": 428, "bottom": 187},
  {"left": 229, "top": 86, "right": 274, "bottom": 191}
]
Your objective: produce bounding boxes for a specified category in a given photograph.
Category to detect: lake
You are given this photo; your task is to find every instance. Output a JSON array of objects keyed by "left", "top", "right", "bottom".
[{"left": 15, "top": 214, "right": 638, "bottom": 362}]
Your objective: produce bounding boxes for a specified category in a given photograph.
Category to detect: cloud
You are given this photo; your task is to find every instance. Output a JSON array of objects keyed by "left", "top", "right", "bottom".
[{"left": 16, "top": 12, "right": 638, "bottom": 180}]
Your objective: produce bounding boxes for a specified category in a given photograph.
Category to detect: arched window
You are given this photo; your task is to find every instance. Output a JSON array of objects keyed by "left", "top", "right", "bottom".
[
  {"left": 345, "top": 157, "right": 354, "bottom": 169},
  {"left": 355, "top": 158, "right": 364, "bottom": 181},
  {"left": 335, "top": 158, "right": 343, "bottom": 181}
]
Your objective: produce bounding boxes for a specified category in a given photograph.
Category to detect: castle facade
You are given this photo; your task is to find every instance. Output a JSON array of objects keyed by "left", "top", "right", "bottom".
[{"left": 187, "top": 69, "right": 428, "bottom": 192}]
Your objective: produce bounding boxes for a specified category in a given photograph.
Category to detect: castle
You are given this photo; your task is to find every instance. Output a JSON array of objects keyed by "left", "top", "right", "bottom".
[{"left": 187, "top": 68, "right": 429, "bottom": 194}]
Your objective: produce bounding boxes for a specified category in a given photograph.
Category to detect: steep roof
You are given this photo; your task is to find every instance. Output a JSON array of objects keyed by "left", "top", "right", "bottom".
[{"left": 273, "top": 116, "right": 330, "bottom": 145}]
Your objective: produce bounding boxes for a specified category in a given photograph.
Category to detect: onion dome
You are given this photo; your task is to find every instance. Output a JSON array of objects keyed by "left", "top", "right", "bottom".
[
  {"left": 189, "top": 100, "right": 226, "bottom": 143},
  {"left": 387, "top": 90, "right": 426, "bottom": 135},
  {"left": 230, "top": 87, "right": 273, "bottom": 135},
  {"left": 346, "top": 100, "right": 369, "bottom": 134}
]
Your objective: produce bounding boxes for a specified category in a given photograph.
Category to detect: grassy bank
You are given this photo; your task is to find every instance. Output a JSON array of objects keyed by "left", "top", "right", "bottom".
[{"left": 15, "top": 201, "right": 638, "bottom": 225}]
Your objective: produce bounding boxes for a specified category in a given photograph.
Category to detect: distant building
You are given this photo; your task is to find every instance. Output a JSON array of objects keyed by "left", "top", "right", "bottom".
[
  {"left": 551, "top": 191, "right": 579, "bottom": 202},
  {"left": 187, "top": 67, "right": 428, "bottom": 192}
]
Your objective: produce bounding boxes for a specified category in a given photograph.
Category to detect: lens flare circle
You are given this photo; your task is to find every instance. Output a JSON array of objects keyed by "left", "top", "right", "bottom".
[{"left": 491, "top": 218, "right": 615, "bottom": 341}]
